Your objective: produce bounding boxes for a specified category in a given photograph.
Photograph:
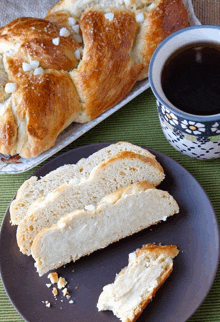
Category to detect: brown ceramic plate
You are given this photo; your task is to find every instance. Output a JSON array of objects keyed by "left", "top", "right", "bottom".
[{"left": 0, "top": 143, "right": 219, "bottom": 322}]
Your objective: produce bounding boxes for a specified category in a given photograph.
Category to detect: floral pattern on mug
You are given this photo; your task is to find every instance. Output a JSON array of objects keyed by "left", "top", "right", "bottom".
[
  {"left": 161, "top": 106, "right": 179, "bottom": 126},
  {"left": 180, "top": 120, "right": 205, "bottom": 135},
  {"left": 211, "top": 122, "right": 220, "bottom": 134}
]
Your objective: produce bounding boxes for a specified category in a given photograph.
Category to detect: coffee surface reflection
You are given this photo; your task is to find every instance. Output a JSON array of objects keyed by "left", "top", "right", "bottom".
[{"left": 161, "top": 42, "right": 220, "bottom": 116}]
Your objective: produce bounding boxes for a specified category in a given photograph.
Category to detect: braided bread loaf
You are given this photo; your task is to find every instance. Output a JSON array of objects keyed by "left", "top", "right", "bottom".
[{"left": 0, "top": 0, "right": 188, "bottom": 158}]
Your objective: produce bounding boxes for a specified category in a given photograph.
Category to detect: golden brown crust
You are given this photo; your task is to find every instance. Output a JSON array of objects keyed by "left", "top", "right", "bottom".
[
  {"left": 9, "top": 70, "right": 81, "bottom": 158},
  {"left": 136, "top": 244, "right": 179, "bottom": 259},
  {"left": 130, "top": 265, "right": 173, "bottom": 322},
  {"left": 100, "top": 181, "right": 156, "bottom": 205},
  {"left": 72, "top": 9, "right": 143, "bottom": 121},
  {"left": 138, "top": 0, "right": 189, "bottom": 80},
  {"left": 0, "top": 99, "right": 18, "bottom": 155},
  {"left": 92, "top": 151, "right": 165, "bottom": 184},
  {"left": 0, "top": 17, "right": 79, "bottom": 68},
  {"left": 127, "top": 244, "right": 179, "bottom": 322},
  {"left": 0, "top": 0, "right": 189, "bottom": 158},
  {"left": 0, "top": 17, "right": 82, "bottom": 158}
]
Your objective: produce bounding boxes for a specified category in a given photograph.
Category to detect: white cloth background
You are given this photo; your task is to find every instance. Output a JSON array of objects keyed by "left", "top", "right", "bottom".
[{"left": 0, "top": 0, "right": 57, "bottom": 27}]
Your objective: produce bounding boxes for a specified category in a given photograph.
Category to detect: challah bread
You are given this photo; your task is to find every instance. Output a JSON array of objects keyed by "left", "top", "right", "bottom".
[
  {"left": 0, "top": 0, "right": 189, "bottom": 158},
  {"left": 0, "top": 17, "right": 82, "bottom": 158},
  {"left": 31, "top": 184, "right": 179, "bottom": 276},
  {"left": 17, "top": 151, "right": 165, "bottom": 255},
  {"left": 47, "top": 0, "right": 189, "bottom": 122},
  {"left": 47, "top": 0, "right": 189, "bottom": 82},
  {"left": 97, "top": 244, "right": 179, "bottom": 322},
  {"left": 10, "top": 142, "right": 156, "bottom": 225}
]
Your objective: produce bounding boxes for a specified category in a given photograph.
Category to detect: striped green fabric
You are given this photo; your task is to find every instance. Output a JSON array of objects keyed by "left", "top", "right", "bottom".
[{"left": 0, "top": 89, "right": 220, "bottom": 321}]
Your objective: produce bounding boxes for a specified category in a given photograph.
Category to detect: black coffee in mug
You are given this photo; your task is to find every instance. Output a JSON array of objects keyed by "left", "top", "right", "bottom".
[{"left": 161, "top": 42, "right": 220, "bottom": 116}]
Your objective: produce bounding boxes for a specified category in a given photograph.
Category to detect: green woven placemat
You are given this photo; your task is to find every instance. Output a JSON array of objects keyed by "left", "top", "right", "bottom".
[{"left": 0, "top": 88, "right": 220, "bottom": 321}]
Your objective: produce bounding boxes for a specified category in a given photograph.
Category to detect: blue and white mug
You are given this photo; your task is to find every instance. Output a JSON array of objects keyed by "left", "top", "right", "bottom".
[{"left": 149, "top": 25, "right": 220, "bottom": 159}]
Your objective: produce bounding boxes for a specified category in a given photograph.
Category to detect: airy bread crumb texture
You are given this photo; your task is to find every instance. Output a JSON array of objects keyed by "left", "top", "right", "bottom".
[
  {"left": 52, "top": 287, "right": 58, "bottom": 297},
  {"left": 47, "top": 272, "right": 58, "bottom": 284},
  {"left": 10, "top": 142, "right": 156, "bottom": 225},
  {"left": 57, "top": 277, "right": 67, "bottom": 289},
  {"left": 31, "top": 183, "right": 179, "bottom": 276},
  {"left": 17, "top": 150, "right": 165, "bottom": 255},
  {"left": 97, "top": 244, "right": 179, "bottom": 322}
]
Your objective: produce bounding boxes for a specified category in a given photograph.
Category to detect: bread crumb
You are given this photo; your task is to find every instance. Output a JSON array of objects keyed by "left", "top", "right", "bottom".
[
  {"left": 57, "top": 277, "right": 67, "bottom": 289},
  {"left": 45, "top": 301, "right": 51, "bottom": 307},
  {"left": 66, "top": 295, "right": 71, "bottom": 299},
  {"left": 48, "top": 272, "right": 58, "bottom": 284},
  {"left": 69, "top": 300, "right": 74, "bottom": 304},
  {"left": 52, "top": 287, "right": 58, "bottom": 297},
  {"left": 46, "top": 283, "right": 51, "bottom": 288},
  {"left": 62, "top": 288, "right": 69, "bottom": 296}
]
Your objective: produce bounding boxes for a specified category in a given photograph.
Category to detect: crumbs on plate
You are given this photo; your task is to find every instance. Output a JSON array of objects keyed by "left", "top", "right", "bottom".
[{"left": 43, "top": 272, "right": 75, "bottom": 307}]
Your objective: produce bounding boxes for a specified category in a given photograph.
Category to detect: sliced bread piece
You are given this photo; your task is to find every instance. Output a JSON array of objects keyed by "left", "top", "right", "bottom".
[
  {"left": 31, "top": 182, "right": 179, "bottom": 276},
  {"left": 10, "top": 142, "right": 156, "bottom": 225},
  {"left": 97, "top": 244, "right": 179, "bottom": 322},
  {"left": 17, "top": 151, "right": 165, "bottom": 255}
]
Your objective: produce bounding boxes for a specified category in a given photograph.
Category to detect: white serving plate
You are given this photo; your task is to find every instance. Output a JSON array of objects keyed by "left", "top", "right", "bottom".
[{"left": 0, "top": 0, "right": 200, "bottom": 174}]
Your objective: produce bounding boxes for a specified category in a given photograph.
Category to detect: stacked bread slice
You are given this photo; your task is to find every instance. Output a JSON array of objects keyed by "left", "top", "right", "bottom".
[
  {"left": 15, "top": 143, "right": 165, "bottom": 256},
  {"left": 32, "top": 183, "right": 179, "bottom": 276},
  {"left": 10, "top": 142, "right": 157, "bottom": 225},
  {"left": 11, "top": 142, "right": 179, "bottom": 278}
]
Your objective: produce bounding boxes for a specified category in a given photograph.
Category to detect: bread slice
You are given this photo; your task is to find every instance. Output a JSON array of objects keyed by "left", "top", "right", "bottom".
[
  {"left": 31, "top": 182, "right": 179, "bottom": 276},
  {"left": 97, "top": 244, "right": 179, "bottom": 322},
  {"left": 17, "top": 151, "right": 165, "bottom": 255},
  {"left": 10, "top": 142, "right": 156, "bottom": 225}
]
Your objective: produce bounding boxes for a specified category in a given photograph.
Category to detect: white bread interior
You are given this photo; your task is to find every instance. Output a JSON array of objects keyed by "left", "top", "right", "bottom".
[
  {"left": 97, "top": 244, "right": 179, "bottom": 322},
  {"left": 17, "top": 151, "right": 165, "bottom": 255},
  {"left": 31, "top": 183, "right": 179, "bottom": 276},
  {"left": 10, "top": 142, "right": 156, "bottom": 225}
]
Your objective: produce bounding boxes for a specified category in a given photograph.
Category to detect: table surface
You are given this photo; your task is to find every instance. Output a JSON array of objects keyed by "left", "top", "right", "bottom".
[{"left": 0, "top": 1, "right": 220, "bottom": 321}]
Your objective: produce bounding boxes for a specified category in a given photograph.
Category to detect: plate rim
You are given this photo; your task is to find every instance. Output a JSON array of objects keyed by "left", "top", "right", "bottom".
[{"left": 0, "top": 143, "right": 219, "bottom": 322}]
